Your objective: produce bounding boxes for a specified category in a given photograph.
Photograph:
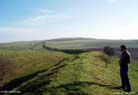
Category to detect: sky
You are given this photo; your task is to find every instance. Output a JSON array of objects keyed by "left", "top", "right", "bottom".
[{"left": 0, "top": 0, "right": 138, "bottom": 42}]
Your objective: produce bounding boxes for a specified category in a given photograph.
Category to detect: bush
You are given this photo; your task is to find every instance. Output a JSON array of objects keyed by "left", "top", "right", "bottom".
[{"left": 103, "top": 46, "right": 115, "bottom": 56}]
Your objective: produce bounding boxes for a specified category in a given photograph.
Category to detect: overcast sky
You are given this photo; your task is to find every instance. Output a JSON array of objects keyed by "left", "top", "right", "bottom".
[{"left": 0, "top": 0, "right": 138, "bottom": 42}]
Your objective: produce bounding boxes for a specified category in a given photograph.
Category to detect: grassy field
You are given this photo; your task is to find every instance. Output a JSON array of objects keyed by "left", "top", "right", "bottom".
[
  {"left": 46, "top": 39, "right": 138, "bottom": 49},
  {"left": 0, "top": 50, "right": 138, "bottom": 95},
  {"left": 0, "top": 50, "right": 68, "bottom": 85},
  {"left": 0, "top": 38, "right": 138, "bottom": 50}
]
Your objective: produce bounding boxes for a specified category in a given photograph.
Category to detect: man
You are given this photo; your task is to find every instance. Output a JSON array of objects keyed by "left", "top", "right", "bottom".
[{"left": 119, "top": 45, "right": 131, "bottom": 92}]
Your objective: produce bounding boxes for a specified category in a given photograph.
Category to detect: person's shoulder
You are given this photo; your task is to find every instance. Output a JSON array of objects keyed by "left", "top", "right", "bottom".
[
  {"left": 126, "top": 50, "right": 130, "bottom": 54},
  {"left": 123, "top": 50, "right": 127, "bottom": 54},
  {"left": 125, "top": 50, "right": 131, "bottom": 56}
]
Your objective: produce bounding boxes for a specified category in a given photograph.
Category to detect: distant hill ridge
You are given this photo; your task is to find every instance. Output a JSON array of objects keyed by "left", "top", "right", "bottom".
[
  {"left": 47, "top": 37, "right": 96, "bottom": 42},
  {"left": 0, "top": 37, "right": 138, "bottom": 50}
]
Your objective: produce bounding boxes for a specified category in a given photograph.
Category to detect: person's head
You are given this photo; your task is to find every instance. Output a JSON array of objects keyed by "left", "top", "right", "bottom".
[{"left": 120, "top": 45, "right": 127, "bottom": 52}]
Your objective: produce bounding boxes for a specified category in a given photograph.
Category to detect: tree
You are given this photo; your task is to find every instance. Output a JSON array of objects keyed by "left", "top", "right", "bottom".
[{"left": 103, "top": 46, "right": 115, "bottom": 56}]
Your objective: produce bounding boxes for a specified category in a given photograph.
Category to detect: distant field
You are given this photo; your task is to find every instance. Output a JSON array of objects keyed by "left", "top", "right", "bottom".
[
  {"left": 46, "top": 39, "right": 138, "bottom": 49},
  {"left": 0, "top": 38, "right": 138, "bottom": 50},
  {"left": 0, "top": 38, "right": 138, "bottom": 60}
]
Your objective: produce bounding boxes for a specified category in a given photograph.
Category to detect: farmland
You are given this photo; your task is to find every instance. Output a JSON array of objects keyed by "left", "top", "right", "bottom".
[{"left": 0, "top": 38, "right": 138, "bottom": 50}]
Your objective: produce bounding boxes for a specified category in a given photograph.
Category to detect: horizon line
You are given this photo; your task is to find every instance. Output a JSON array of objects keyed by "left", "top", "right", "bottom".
[{"left": 0, "top": 37, "right": 138, "bottom": 44}]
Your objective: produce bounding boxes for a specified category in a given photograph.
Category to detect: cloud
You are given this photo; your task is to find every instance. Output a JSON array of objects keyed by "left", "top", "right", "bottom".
[
  {"left": 106, "top": 0, "right": 118, "bottom": 3},
  {"left": 39, "top": 9, "right": 55, "bottom": 14},
  {"left": 22, "top": 14, "right": 74, "bottom": 26},
  {"left": 0, "top": 26, "right": 84, "bottom": 42},
  {"left": 0, "top": 9, "right": 79, "bottom": 42},
  {"left": 93, "top": 21, "right": 138, "bottom": 39},
  {"left": 0, "top": 27, "right": 38, "bottom": 33},
  {"left": 0, "top": 27, "right": 50, "bottom": 42},
  {"left": 21, "top": 9, "right": 75, "bottom": 26}
]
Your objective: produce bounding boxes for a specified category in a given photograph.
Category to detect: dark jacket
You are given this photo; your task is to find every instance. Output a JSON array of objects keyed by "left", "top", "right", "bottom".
[{"left": 119, "top": 50, "right": 131, "bottom": 66}]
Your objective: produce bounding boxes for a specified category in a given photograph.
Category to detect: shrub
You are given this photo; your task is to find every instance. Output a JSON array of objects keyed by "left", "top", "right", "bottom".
[{"left": 103, "top": 46, "right": 115, "bottom": 56}]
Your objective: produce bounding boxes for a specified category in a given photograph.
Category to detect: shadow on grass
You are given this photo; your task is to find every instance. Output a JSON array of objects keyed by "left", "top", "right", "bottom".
[
  {"left": 17, "top": 58, "right": 69, "bottom": 95},
  {"left": 40, "top": 81, "right": 115, "bottom": 95},
  {"left": 1, "top": 58, "right": 69, "bottom": 95},
  {"left": 0, "top": 69, "right": 47, "bottom": 91},
  {"left": 53, "top": 81, "right": 113, "bottom": 90},
  {"left": 0, "top": 58, "right": 67, "bottom": 93}
]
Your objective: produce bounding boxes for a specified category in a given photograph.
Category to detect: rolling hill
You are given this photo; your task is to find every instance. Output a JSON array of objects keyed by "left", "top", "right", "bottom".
[{"left": 0, "top": 38, "right": 138, "bottom": 50}]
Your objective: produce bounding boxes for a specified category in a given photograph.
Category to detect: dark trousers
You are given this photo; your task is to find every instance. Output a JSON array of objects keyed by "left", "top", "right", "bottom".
[{"left": 120, "top": 65, "right": 131, "bottom": 90}]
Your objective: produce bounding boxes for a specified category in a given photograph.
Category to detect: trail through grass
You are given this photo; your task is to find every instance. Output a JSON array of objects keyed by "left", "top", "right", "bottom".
[{"left": 0, "top": 50, "right": 138, "bottom": 95}]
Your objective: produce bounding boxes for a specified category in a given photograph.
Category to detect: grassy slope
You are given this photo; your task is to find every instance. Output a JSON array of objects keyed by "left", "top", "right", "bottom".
[
  {"left": 0, "top": 50, "right": 68, "bottom": 85},
  {"left": 0, "top": 51, "right": 137, "bottom": 95}
]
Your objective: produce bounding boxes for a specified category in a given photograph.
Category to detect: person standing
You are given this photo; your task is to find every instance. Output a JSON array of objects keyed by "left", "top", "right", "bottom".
[{"left": 119, "top": 45, "right": 131, "bottom": 92}]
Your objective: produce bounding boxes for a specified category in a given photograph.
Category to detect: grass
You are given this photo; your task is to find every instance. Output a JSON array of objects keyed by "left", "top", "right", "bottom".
[
  {"left": 0, "top": 50, "right": 138, "bottom": 95},
  {"left": 0, "top": 38, "right": 138, "bottom": 50},
  {"left": 0, "top": 50, "right": 69, "bottom": 85}
]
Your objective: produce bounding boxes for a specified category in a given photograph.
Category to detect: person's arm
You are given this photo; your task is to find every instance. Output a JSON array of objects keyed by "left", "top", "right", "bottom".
[{"left": 124, "top": 52, "right": 131, "bottom": 64}]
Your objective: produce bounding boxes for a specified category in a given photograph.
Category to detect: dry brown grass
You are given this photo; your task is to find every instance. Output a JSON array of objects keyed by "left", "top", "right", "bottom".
[{"left": 0, "top": 57, "right": 17, "bottom": 82}]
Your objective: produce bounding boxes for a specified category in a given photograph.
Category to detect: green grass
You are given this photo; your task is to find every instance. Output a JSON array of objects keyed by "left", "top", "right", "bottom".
[
  {"left": 0, "top": 50, "right": 137, "bottom": 95},
  {"left": 0, "top": 50, "right": 69, "bottom": 85}
]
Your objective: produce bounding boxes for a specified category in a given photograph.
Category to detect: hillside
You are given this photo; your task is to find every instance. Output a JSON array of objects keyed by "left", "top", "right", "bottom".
[
  {"left": 0, "top": 38, "right": 138, "bottom": 50},
  {"left": 0, "top": 50, "right": 138, "bottom": 95}
]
